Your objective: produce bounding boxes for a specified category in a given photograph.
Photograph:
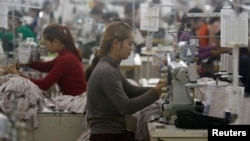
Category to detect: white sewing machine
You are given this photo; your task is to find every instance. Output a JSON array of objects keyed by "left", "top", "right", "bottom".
[
  {"left": 161, "top": 59, "right": 195, "bottom": 122},
  {"left": 17, "top": 38, "right": 40, "bottom": 64}
]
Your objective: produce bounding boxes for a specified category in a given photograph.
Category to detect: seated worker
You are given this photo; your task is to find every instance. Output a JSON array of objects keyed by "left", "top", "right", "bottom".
[
  {"left": 196, "top": 31, "right": 221, "bottom": 61},
  {"left": 0, "top": 10, "right": 36, "bottom": 53},
  {"left": 197, "top": 30, "right": 231, "bottom": 78},
  {"left": 177, "top": 7, "right": 218, "bottom": 78},
  {"left": 6, "top": 23, "right": 87, "bottom": 96},
  {"left": 178, "top": 7, "right": 204, "bottom": 42},
  {"left": 86, "top": 22, "right": 166, "bottom": 141}
]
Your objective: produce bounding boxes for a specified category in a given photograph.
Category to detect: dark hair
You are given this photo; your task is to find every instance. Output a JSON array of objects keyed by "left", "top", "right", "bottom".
[
  {"left": 29, "top": 8, "right": 41, "bottom": 16},
  {"left": 208, "top": 6, "right": 222, "bottom": 25},
  {"left": 187, "top": 7, "right": 203, "bottom": 22},
  {"left": 102, "top": 12, "right": 120, "bottom": 23},
  {"left": 177, "top": 14, "right": 190, "bottom": 41},
  {"left": 43, "top": 23, "right": 82, "bottom": 61},
  {"left": 208, "top": 17, "right": 220, "bottom": 25},
  {"left": 178, "top": 7, "right": 203, "bottom": 41},
  {"left": 85, "top": 22, "right": 132, "bottom": 81}
]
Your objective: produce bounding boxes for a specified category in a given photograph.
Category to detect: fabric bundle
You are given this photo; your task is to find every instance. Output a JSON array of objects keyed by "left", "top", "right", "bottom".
[{"left": 0, "top": 75, "right": 45, "bottom": 129}]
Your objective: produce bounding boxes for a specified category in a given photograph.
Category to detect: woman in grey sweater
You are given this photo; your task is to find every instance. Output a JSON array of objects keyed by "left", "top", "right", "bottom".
[{"left": 85, "top": 22, "right": 165, "bottom": 141}]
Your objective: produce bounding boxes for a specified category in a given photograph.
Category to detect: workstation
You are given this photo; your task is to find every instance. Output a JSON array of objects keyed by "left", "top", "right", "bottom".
[{"left": 0, "top": 0, "right": 250, "bottom": 141}]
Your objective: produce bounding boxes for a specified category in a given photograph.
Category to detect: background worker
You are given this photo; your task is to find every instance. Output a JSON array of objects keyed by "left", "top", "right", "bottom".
[
  {"left": 7, "top": 23, "right": 87, "bottom": 96},
  {"left": 0, "top": 10, "right": 36, "bottom": 53}
]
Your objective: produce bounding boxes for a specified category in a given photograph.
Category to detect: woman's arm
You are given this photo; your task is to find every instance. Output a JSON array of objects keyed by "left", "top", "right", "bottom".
[
  {"left": 101, "top": 69, "right": 159, "bottom": 115},
  {"left": 197, "top": 46, "right": 217, "bottom": 60},
  {"left": 28, "top": 59, "right": 56, "bottom": 72},
  {"left": 22, "top": 59, "right": 66, "bottom": 91},
  {"left": 7, "top": 58, "right": 65, "bottom": 91},
  {"left": 120, "top": 73, "right": 151, "bottom": 98}
]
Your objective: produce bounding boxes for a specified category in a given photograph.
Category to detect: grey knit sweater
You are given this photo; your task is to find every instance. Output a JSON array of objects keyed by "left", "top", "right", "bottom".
[{"left": 87, "top": 56, "right": 159, "bottom": 134}]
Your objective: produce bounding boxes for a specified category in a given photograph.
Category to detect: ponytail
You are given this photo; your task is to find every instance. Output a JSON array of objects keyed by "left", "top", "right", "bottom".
[
  {"left": 86, "top": 56, "right": 101, "bottom": 81},
  {"left": 63, "top": 26, "right": 82, "bottom": 61}
]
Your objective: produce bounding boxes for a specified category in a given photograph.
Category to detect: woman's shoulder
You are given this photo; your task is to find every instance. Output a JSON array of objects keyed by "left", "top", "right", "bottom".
[
  {"left": 97, "top": 61, "right": 116, "bottom": 71},
  {"left": 95, "top": 61, "right": 118, "bottom": 76},
  {"left": 59, "top": 51, "right": 78, "bottom": 61}
]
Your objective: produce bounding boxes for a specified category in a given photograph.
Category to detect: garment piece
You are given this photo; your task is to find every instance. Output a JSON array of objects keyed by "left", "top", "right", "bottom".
[
  {"left": 87, "top": 56, "right": 159, "bottom": 135},
  {"left": 0, "top": 75, "right": 44, "bottom": 129},
  {"left": 174, "top": 110, "right": 229, "bottom": 129},
  {"left": 52, "top": 95, "right": 74, "bottom": 111},
  {"left": 133, "top": 102, "right": 162, "bottom": 141},
  {"left": 52, "top": 92, "right": 87, "bottom": 113},
  {"left": 22, "top": 49, "right": 87, "bottom": 96},
  {"left": 0, "top": 75, "right": 11, "bottom": 85}
]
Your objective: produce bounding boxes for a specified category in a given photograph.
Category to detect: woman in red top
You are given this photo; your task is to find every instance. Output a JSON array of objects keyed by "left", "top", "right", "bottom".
[{"left": 7, "top": 23, "right": 87, "bottom": 96}]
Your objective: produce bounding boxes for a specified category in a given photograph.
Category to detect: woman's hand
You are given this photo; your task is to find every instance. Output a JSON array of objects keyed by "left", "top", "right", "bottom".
[
  {"left": 154, "top": 82, "right": 166, "bottom": 96},
  {"left": 210, "top": 48, "right": 221, "bottom": 57},
  {"left": 6, "top": 60, "right": 20, "bottom": 75}
]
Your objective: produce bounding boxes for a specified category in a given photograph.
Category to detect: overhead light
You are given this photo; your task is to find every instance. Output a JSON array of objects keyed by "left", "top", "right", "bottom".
[
  {"left": 39, "top": 11, "right": 43, "bottom": 18},
  {"left": 205, "top": 5, "right": 211, "bottom": 11}
]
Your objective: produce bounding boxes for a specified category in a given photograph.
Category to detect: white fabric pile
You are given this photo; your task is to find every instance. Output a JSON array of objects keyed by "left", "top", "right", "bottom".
[
  {"left": 0, "top": 75, "right": 45, "bottom": 129},
  {"left": 51, "top": 93, "right": 87, "bottom": 113}
]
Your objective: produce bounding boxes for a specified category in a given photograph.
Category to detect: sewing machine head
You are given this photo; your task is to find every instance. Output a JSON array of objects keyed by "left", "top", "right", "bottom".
[
  {"left": 168, "top": 60, "right": 191, "bottom": 104},
  {"left": 17, "top": 38, "right": 40, "bottom": 64},
  {"left": 162, "top": 59, "right": 195, "bottom": 122}
]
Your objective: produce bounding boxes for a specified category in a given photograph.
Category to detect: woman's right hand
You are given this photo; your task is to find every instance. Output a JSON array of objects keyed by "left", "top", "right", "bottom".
[{"left": 154, "top": 82, "right": 166, "bottom": 96}]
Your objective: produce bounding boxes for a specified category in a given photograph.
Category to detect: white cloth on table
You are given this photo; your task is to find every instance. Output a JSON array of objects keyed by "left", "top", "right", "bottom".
[
  {"left": 51, "top": 92, "right": 87, "bottom": 113},
  {"left": 194, "top": 77, "right": 215, "bottom": 102},
  {"left": 0, "top": 75, "right": 44, "bottom": 129}
]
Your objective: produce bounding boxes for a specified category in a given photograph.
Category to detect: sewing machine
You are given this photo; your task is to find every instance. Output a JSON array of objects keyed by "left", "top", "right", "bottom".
[
  {"left": 17, "top": 38, "right": 40, "bottom": 64},
  {"left": 161, "top": 58, "right": 195, "bottom": 122}
]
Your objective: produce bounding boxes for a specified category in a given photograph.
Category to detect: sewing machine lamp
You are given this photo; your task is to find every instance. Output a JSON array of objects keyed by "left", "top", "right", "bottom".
[
  {"left": 180, "top": 43, "right": 196, "bottom": 63},
  {"left": 18, "top": 44, "right": 32, "bottom": 64}
]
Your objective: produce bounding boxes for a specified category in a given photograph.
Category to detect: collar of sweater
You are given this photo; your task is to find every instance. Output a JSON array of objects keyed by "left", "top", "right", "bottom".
[
  {"left": 101, "top": 56, "right": 121, "bottom": 68},
  {"left": 58, "top": 48, "right": 69, "bottom": 56}
]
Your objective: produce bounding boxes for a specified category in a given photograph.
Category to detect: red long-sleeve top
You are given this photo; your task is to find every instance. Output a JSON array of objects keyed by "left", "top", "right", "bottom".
[{"left": 22, "top": 49, "right": 87, "bottom": 96}]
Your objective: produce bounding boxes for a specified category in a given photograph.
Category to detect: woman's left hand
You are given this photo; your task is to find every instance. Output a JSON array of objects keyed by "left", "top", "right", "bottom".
[{"left": 6, "top": 61, "right": 20, "bottom": 75}]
